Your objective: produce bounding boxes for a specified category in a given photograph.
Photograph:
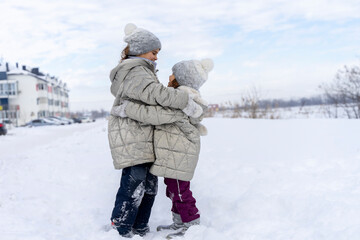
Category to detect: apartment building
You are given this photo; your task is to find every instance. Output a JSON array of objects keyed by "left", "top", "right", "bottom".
[{"left": 0, "top": 61, "right": 70, "bottom": 126}]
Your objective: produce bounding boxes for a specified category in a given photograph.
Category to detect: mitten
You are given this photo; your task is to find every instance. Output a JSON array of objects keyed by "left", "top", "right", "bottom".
[
  {"left": 182, "top": 96, "right": 203, "bottom": 118},
  {"left": 195, "top": 123, "right": 208, "bottom": 136},
  {"left": 110, "top": 100, "right": 129, "bottom": 118}
]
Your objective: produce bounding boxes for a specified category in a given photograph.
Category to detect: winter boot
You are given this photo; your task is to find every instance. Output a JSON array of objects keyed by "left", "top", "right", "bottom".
[
  {"left": 111, "top": 219, "right": 134, "bottom": 238},
  {"left": 132, "top": 225, "right": 150, "bottom": 237},
  {"left": 166, "top": 217, "right": 200, "bottom": 239},
  {"left": 183, "top": 217, "right": 200, "bottom": 229},
  {"left": 157, "top": 213, "right": 185, "bottom": 231}
]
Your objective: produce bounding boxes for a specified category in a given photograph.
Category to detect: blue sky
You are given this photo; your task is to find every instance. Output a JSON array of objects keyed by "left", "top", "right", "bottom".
[{"left": 0, "top": 0, "right": 359, "bottom": 111}]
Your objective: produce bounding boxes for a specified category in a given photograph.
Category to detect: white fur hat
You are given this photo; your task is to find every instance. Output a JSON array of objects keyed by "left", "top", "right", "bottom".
[
  {"left": 123, "top": 23, "right": 161, "bottom": 56},
  {"left": 172, "top": 59, "right": 214, "bottom": 90}
]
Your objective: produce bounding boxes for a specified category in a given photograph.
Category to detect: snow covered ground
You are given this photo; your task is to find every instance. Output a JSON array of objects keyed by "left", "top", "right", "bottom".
[
  {"left": 0, "top": 118, "right": 359, "bottom": 240},
  {"left": 213, "top": 104, "right": 359, "bottom": 119}
]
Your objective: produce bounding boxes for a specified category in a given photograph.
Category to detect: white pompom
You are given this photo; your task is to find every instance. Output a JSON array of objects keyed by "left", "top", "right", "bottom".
[
  {"left": 124, "top": 23, "right": 137, "bottom": 36},
  {"left": 201, "top": 58, "right": 214, "bottom": 73}
]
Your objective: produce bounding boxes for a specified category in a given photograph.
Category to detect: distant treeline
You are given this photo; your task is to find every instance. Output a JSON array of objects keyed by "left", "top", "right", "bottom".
[
  {"left": 258, "top": 95, "right": 325, "bottom": 109},
  {"left": 217, "top": 95, "right": 327, "bottom": 110},
  {"left": 70, "top": 109, "right": 109, "bottom": 119},
  {"left": 219, "top": 95, "right": 358, "bottom": 110}
]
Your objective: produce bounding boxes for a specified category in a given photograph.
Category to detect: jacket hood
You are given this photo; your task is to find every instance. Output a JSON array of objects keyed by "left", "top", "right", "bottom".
[
  {"left": 109, "top": 58, "right": 155, "bottom": 97},
  {"left": 109, "top": 58, "right": 155, "bottom": 83}
]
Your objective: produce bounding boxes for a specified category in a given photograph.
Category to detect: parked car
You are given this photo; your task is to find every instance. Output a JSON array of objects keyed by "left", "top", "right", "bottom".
[
  {"left": 1, "top": 119, "right": 14, "bottom": 129},
  {"left": 0, "top": 122, "right": 7, "bottom": 135},
  {"left": 44, "top": 117, "right": 62, "bottom": 125},
  {"left": 24, "top": 118, "right": 61, "bottom": 127},
  {"left": 80, "top": 117, "right": 93, "bottom": 123},
  {"left": 72, "top": 117, "right": 82, "bottom": 123},
  {"left": 48, "top": 116, "right": 70, "bottom": 125},
  {"left": 59, "top": 117, "right": 74, "bottom": 124}
]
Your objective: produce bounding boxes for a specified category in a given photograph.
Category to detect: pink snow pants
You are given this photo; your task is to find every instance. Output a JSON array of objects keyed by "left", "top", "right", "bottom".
[{"left": 164, "top": 178, "right": 200, "bottom": 223}]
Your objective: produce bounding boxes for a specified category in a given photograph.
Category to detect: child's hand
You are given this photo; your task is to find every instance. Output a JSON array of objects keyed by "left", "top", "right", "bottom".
[
  {"left": 168, "top": 75, "right": 179, "bottom": 88},
  {"left": 110, "top": 100, "right": 129, "bottom": 118}
]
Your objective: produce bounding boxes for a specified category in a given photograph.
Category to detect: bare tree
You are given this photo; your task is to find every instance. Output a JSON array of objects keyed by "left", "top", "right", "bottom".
[
  {"left": 320, "top": 64, "right": 360, "bottom": 119},
  {"left": 231, "top": 102, "right": 242, "bottom": 118},
  {"left": 242, "top": 86, "right": 261, "bottom": 119}
]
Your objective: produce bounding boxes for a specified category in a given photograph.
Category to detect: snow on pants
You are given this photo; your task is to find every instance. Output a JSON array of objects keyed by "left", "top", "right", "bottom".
[
  {"left": 111, "top": 163, "right": 158, "bottom": 236},
  {"left": 164, "top": 178, "right": 200, "bottom": 223}
]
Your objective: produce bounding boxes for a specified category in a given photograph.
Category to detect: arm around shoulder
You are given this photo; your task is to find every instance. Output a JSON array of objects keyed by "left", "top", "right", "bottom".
[
  {"left": 123, "top": 67, "right": 189, "bottom": 109},
  {"left": 124, "top": 100, "right": 187, "bottom": 125}
]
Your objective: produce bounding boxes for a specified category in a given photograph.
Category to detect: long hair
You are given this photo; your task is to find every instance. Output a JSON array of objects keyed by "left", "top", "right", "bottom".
[{"left": 120, "top": 45, "right": 130, "bottom": 62}]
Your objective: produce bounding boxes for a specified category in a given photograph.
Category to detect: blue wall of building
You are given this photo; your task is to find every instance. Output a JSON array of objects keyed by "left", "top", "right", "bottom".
[
  {"left": 0, "top": 72, "right": 7, "bottom": 80},
  {"left": 0, "top": 98, "right": 9, "bottom": 110}
]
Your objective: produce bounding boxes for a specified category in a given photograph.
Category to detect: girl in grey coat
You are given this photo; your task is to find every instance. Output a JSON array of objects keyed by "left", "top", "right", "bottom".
[
  {"left": 108, "top": 23, "right": 203, "bottom": 238},
  {"left": 112, "top": 58, "right": 214, "bottom": 237}
]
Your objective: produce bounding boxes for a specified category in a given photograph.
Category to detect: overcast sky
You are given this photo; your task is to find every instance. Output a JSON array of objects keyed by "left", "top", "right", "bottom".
[{"left": 1, "top": 0, "right": 360, "bottom": 111}]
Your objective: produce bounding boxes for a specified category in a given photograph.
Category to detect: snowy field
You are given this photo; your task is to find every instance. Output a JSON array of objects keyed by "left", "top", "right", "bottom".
[
  {"left": 0, "top": 118, "right": 359, "bottom": 240},
  {"left": 213, "top": 104, "right": 360, "bottom": 119}
]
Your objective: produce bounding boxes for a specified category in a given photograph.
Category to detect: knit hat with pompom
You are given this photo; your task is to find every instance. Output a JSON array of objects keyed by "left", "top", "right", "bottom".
[
  {"left": 172, "top": 59, "right": 214, "bottom": 90},
  {"left": 123, "top": 23, "right": 161, "bottom": 56}
]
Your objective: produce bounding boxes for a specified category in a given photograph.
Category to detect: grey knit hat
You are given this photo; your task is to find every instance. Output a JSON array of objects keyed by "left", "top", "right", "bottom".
[
  {"left": 172, "top": 59, "right": 214, "bottom": 90},
  {"left": 123, "top": 23, "right": 161, "bottom": 56}
]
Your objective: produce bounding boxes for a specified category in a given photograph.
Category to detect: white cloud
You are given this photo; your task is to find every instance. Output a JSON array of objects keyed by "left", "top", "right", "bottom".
[{"left": 0, "top": 0, "right": 360, "bottom": 110}]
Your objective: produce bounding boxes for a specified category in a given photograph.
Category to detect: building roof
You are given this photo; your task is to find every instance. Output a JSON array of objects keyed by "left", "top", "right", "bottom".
[{"left": 0, "top": 61, "right": 69, "bottom": 91}]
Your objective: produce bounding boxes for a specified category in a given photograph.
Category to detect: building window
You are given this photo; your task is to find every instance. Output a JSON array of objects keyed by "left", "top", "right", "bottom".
[
  {"left": 61, "top": 101, "right": 68, "bottom": 108},
  {"left": 36, "top": 97, "right": 48, "bottom": 105},
  {"left": 37, "top": 111, "right": 48, "bottom": 118},
  {"left": 37, "top": 83, "right": 47, "bottom": 91},
  {"left": 0, "top": 82, "right": 17, "bottom": 96}
]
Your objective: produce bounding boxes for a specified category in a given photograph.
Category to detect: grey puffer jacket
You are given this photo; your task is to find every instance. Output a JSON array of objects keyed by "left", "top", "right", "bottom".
[
  {"left": 123, "top": 86, "right": 208, "bottom": 181},
  {"left": 108, "top": 58, "right": 189, "bottom": 169}
]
